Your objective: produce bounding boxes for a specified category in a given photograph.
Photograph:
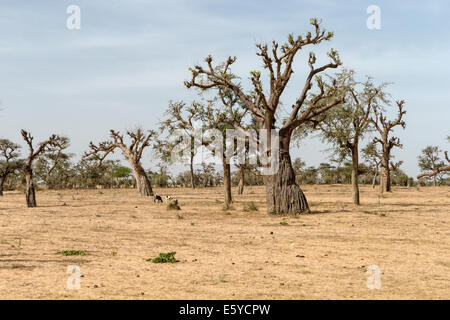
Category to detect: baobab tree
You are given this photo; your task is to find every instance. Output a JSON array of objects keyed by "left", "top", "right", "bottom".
[
  {"left": 0, "top": 139, "right": 23, "bottom": 196},
  {"left": 417, "top": 144, "right": 449, "bottom": 184},
  {"left": 317, "top": 72, "right": 387, "bottom": 204},
  {"left": 21, "top": 130, "right": 65, "bottom": 207},
  {"left": 157, "top": 101, "right": 202, "bottom": 189},
  {"left": 370, "top": 100, "right": 406, "bottom": 193},
  {"left": 185, "top": 19, "right": 347, "bottom": 214},
  {"left": 85, "top": 128, "right": 155, "bottom": 196}
]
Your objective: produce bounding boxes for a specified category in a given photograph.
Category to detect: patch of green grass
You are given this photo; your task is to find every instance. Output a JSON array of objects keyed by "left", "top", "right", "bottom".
[
  {"left": 58, "top": 250, "right": 87, "bottom": 256},
  {"left": 148, "top": 251, "right": 179, "bottom": 263},
  {"left": 111, "top": 251, "right": 117, "bottom": 256},
  {"left": 280, "top": 220, "right": 289, "bottom": 226},
  {"left": 243, "top": 202, "right": 258, "bottom": 212},
  {"left": 167, "top": 200, "right": 181, "bottom": 211}
]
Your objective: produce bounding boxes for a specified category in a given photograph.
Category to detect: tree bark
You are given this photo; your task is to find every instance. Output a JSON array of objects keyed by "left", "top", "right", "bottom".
[
  {"left": 25, "top": 167, "right": 37, "bottom": 207},
  {"left": 222, "top": 156, "right": 233, "bottom": 205},
  {"left": 0, "top": 179, "right": 4, "bottom": 196},
  {"left": 237, "top": 166, "right": 245, "bottom": 195},
  {"left": 351, "top": 144, "right": 360, "bottom": 205},
  {"left": 131, "top": 163, "right": 153, "bottom": 196},
  {"left": 269, "top": 134, "right": 309, "bottom": 215},
  {"left": 379, "top": 146, "right": 391, "bottom": 193}
]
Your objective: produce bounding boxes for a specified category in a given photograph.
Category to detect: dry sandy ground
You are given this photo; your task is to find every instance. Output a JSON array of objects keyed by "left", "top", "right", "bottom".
[{"left": 0, "top": 184, "right": 449, "bottom": 299}]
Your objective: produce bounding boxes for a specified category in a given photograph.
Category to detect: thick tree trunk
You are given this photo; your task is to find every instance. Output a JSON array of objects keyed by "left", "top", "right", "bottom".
[
  {"left": 351, "top": 145, "right": 360, "bottom": 205},
  {"left": 433, "top": 175, "right": 437, "bottom": 187},
  {"left": 25, "top": 168, "right": 37, "bottom": 207},
  {"left": 132, "top": 164, "right": 153, "bottom": 196},
  {"left": 222, "top": 156, "right": 233, "bottom": 205},
  {"left": 0, "top": 180, "right": 4, "bottom": 196},
  {"left": 380, "top": 165, "right": 390, "bottom": 193},
  {"left": 269, "top": 134, "right": 309, "bottom": 215},
  {"left": 379, "top": 150, "right": 391, "bottom": 193},
  {"left": 237, "top": 166, "right": 245, "bottom": 195}
]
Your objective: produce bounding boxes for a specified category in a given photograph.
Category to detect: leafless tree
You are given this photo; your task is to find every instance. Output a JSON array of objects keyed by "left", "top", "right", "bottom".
[
  {"left": 21, "top": 130, "right": 64, "bottom": 207},
  {"left": 370, "top": 101, "right": 406, "bottom": 193},
  {"left": 85, "top": 128, "right": 155, "bottom": 196},
  {"left": 185, "top": 19, "right": 347, "bottom": 214}
]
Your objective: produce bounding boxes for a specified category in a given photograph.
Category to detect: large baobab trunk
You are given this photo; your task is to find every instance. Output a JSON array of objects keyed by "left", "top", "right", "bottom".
[
  {"left": 25, "top": 167, "right": 37, "bottom": 207},
  {"left": 237, "top": 166, "right": 245, "bottom": 195},
  {"left": 222, "top": 156, "right": 233, "bottom": 205},
  {"left": 131, "top": 163, "right": 153, "bottom": 196},
  {"left": 351, "top": 145, "right": 360, "bottom": 205},
  {"left": 379, "top": 159, "right": 390, "bottom": 193},
  {"left": 269, "top": 134, "right": 309, "bottom": 215}
]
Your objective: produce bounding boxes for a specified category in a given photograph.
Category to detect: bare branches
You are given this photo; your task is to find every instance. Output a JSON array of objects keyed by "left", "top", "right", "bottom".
[
  {"left": 371, "top": 100, "right": 406, "bottom": 137},
  {"left": 185, "top": 18, "right": 339, "bottom": 127},
  {"left": 20, "top": 129, "right": 62, "bottom": 166},
  {"left": 85, "top": 128, "right": 156, "bottom": 165},
  {"left": 390, "top": 160, "right": 403, "bottom": 171}
]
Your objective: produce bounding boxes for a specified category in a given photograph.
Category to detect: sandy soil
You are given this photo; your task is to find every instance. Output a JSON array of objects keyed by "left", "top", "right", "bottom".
[{"left": 0, "top": 184, "right": 449, "bottom": 299}]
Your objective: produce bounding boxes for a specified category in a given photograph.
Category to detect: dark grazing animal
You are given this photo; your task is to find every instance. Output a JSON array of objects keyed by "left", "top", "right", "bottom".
[{"left": 153, "top": 195, "right": 163, "bottom": 203}]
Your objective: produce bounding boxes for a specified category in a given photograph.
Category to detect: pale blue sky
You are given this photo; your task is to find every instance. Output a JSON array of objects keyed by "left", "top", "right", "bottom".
[{"left": 0, "top": 0, "right": 449, "bottom": 176}]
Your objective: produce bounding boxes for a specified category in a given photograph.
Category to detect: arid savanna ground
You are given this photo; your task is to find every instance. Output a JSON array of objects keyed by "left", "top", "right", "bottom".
[{"left": 0, "top": 185, "right": 449, "bottom": 299}]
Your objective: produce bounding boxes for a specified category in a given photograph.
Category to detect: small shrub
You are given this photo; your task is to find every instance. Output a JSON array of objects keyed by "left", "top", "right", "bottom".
[
  {"left": 280, "top": 221, "right": 289, "bottom": 226},
  {"left": 167, "top": 200, "right": 181, "bottom": 211},
  {"left": 111, "top": 251, "right": 117, "bottom": 256},
  {"left": 243, "top": 202, "right": 258, "bottom": 212},
  {"left": 148, "top": 251, "right": 179, "bottom": 263},
  {"left": 58, "top": 250, "right": 87, "bottom": 256}
]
